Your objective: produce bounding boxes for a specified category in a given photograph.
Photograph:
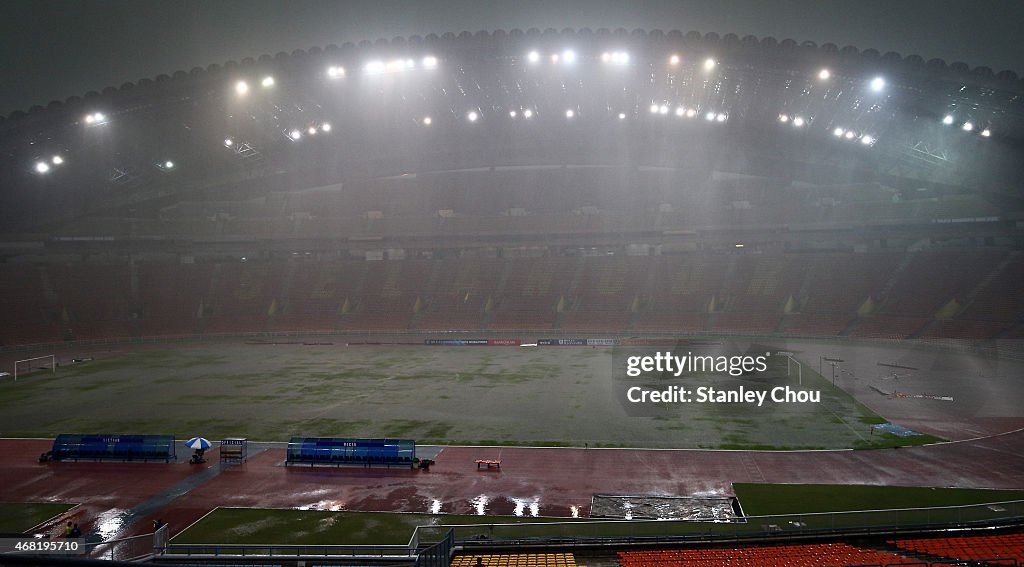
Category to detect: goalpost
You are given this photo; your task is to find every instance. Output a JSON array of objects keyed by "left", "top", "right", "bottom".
[{"left": 13, "top": 355, "right": 55, "bottom": 381}]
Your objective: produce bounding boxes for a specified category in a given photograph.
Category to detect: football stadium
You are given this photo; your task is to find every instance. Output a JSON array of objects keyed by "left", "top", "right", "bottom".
[{"left": 1, "top": 8, "right": 1023, "bottom": 567}]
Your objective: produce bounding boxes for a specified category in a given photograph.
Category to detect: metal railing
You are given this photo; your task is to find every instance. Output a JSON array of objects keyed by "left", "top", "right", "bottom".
[{"left": 409, "top": 499, "right": 1024, "bottom": 547}]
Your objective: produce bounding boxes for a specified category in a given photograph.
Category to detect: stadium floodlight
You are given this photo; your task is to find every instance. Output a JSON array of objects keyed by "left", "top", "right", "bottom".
[
  {"left": 675, "top": 106, "right": 685, "bottom": 117},
  {"left": 422, "top": 116, "right": 432, "bottom": 125},
  {"left": 163, "top": 160, "right": 174, "bottom": 169},
  {"left": 779, "top": 114, "right": 790, "bottom": 123},
  {"left": 649, "top": 104, "right": 659, "bottom": 114},
  {"left": 467, "top": 110, "right": 479, "bottom": 122},
  {"left": 844, "top": 130, "right": 856, "bottom": 139},
  {"left": 716, "top": 113, "right": 727, "bottom": 122},
  {"left": 307, "top": 126, "right": 317, "bottom": 135},
  {"left": 618, "top": 112, "right": 626, "bottom": 120},
  {"left": 35, "top": 161, "right": 50, "bottom": 174},
  {"left": 609, "top": 51, "right": 629, "bottom": 64},
  {"left": 658, "top": 105, "right": 669, "bottom": 115},
  {"left": 51, "top": 155, "right": 63, "bottom": 165},
  {"left": 523, "top": 108, "right": 533, "bottom": 118},
  {"left": 235, "top": 80, "right": 249, "bottom": 95},
  {"left": 703, "top": 58, "right": 716, "bottom": 71},
  {"left": 818, "top": 68, "right": 831, "bottom": 80},
  {"left": 509, "top": 110, "right": 518, "bottom": 118},
  {"left": 669, "top": 54, "right": 680, "bottom": 65},
  {"left": 562, "top": 49, "right": 576, "bottom": 64},
  {"left": 327, "top": 65, "right": 345, "bottom": 79},
  {"left": 527, "top": 50, "right": 540, "bottom": 63},
  {"left": 962, "top": 121, "right": 974, "bottom": 132},
  {"left": 942, "top": 114, "right": 954, "bottom": 125},
  {"left": 224, "top": 138, "right": 234, "bottom": 147},
  {"left": 793, "top": 116, "right": 805, "bottom": 127},
  {"left": 686, "top": 108, "right": 697, "bottom": 118},
  {"left": 706, "top": 111, "right": 716, "bottom": 121},
  {"left": 261, "top": 76, "right": 275, "bottom": 88},
  {"left": 869, "top": 76, "right": 885, "bottom": 92},
  {"left": 422, "top": 55, "right": 438, "bottom": 69},
  {"left": 565, "top": 109, "right": 575, "bottom": 119},
  {"left": 981, "top": 128, "right": 991, "bottom": 137},
  {"left": 365, "top": 60, "right": 385, "bottom": 75},
  {"left": 735, "top": 243, "right": 744, "bottom": 248},
  {"left": 550, "top": 53, "right": 559, "bottom": 63},
  {"left": 405, "top": 58, "right": 416, "bottom": 70},
  {"left": 601, "top": 52, "right": 611, "bottom": 63},
  {"left": 833, "top": 127, "right": 845, "bottom": 137},
  {"left": 860, "top": 135, "right": 875, "bottom": 145},
  {"left": 289, "top": 129, "right": 302, "bottom": 140},
  {"left": 320, "top": 122, "right": 331, "bottom": 132}
]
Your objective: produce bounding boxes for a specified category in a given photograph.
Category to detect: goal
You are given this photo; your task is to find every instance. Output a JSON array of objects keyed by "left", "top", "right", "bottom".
[{"left": 14, "top": 355, "right": 55, "bottom": 381}]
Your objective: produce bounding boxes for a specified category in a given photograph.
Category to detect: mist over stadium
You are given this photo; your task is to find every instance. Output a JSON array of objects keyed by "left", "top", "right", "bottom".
[{"left": 1, "top": 4, "right": 1024, "bottom": 567}]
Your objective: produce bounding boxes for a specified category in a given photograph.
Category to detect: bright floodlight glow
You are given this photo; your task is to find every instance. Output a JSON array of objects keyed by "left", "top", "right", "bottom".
[
  {"left": 320, "top": 123, "right": 331, "bottom": 132},
  {"left": 289, "top": 129, "right": 301, "bottom": 140},
  {"left": 649, "top": 104, "right": 659, "bottom": 114},
  {"left": 35, "top": 161, "right": 50, "bottom": 174},
  {"left": 562, "top": 50, "right": 576, "bottom": 64},
  {"left": 793, "top": 116, "right": 805, "bottom": 127},
  {"left": 669, "top": 54, "right": 680, "bottom": 65},
  {"left": 365, "top": 60, "right": 385, "bottom": 75},
  {"left": 527, "top": 50, "right": 540, "bottom": 63},
  {"left": 467, "top": 111, "right": 479, "bottom": 122},
  {"left": 405, "top": 59, "right": 416, "bottom": 69},
  {"left": 844, "top": 130, "right": 856, "bottom": 139},
  {"left": 818, "top": 68, "right": 831, "bottom": 80},
  {"left": 422, "top": 56, "right": 438, "bottom": 69},
  {"left": 685, "top": 108, "right": 697, "bottom": 118},
  {"left": 705, "top": 111, "right": 716, "bottom": 121},
  {"left": 509, "top": 110, "right": 517, "bottom": 118},
  {"left": 601, "top": 52, "right": 611, "bottom": 63},
  {"left": 307, "top": 126, "right": 317, "bottom": 135},
  {"left": 611, "top": 51, "right": 629, "bottom": 64},
  {"left": 962, "top": 121, "right": 974, "bottom": 131},
  {"left": 659, "top": 105, "right": 669, "bottom": 115},
  {"left": 235, "top": 81, "right": 249, "bottom": 95},
  {"left": 942, "top": 115, "right": 954, "bottom": 125},
  {"left": 565, "top": 109, "right": 575, "bottom": 119},
  {"left": 870, "top": 76, "right": 885, "bottom": 92},
  {"left": 523, "top": 109, "right": 533, "bottom": 118},
  {"left": 261, "top": 76, "right": 274, "bottom": 88},
  {"left": 860, "top": 135, "right": 874, "bottom": 145},
  {"left": 833, "top": 127, "right": 845, "bottom": 137},
  {"left": 703, "top": 58, "right": 716, "bottom": 71},
  {"left": 164, "top": 160, "right": 174, "bottom": 169},
  {"left": 675, "top": 107, "right": 685, "bottom": 117},
  {"left": 327, "top": 65, "right": 345, "bottom": 79},
  {"left": 618, "top": 112, "right": 626, "bottom": 120},
  {"left": 981, "top": 128, "right": 991, "bottom": 137},
  {"left": 779, "top": 114, "right": 789, "bottom": 123},
  {"left": 716, "top": 113, "right": 727, "bottom": 122},
  {"left": 51, "top": 155, "right": 63, "bottom": 165},
  {"left": 423, "top": 116, "right": 432, "bottom": 125},
  {"left": 94, "top": 112, "right": 104, "bottom": 122},
  {"left": 85, "top": 114, "right": 95, "bottom": 124}
]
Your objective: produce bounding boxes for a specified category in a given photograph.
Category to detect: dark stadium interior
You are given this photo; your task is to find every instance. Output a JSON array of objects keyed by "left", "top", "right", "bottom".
[{"left": 1, "top": 2, "right": 1024, "bottom": 566}]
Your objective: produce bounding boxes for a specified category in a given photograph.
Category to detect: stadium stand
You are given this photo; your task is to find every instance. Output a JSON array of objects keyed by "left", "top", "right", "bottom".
[
  {"left": 616, "top": 542, "right": 909, "bottom": 567},
  {"left": 891, "top": 532, "right": 1024, "bottom": 562},
  {"left": 50, "top": 434, "right": 176, "bottom": 462},
  {"left": 451, "top": 553, "right": 579, "bottom": 567}
]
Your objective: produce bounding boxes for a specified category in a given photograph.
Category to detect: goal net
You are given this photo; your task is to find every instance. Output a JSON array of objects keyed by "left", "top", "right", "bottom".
[{"left": 14, "top": 355, "right": 55, "bottom": 381}]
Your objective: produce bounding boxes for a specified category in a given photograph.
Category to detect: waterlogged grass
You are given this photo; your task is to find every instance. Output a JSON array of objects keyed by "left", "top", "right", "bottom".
[
  {"left": 173, "top": 507, "right": 587, "bottom": 546},
  {"left": 0, "top": 502, "right": 75, "bottom": 533}
]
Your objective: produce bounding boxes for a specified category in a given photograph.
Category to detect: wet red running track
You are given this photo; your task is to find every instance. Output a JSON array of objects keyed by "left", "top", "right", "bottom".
[{"left": 2, "top": 430, "right": 1022, "bottom": 540}]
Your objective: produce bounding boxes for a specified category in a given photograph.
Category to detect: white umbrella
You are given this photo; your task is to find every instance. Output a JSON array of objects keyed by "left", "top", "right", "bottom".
[{"left": 184, "top": 437, "right": 211, "bottom": 450}]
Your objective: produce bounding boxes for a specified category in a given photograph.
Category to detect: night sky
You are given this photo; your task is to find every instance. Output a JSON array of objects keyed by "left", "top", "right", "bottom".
[{"left": 2, "top": 0, "right": 1023, "bottom": 117}]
